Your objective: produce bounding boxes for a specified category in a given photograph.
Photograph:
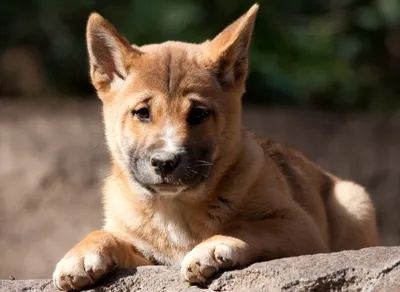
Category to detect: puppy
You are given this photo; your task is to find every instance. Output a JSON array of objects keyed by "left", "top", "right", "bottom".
[{"left": 53, "top": 4, "right": 379, "bottom": 290}]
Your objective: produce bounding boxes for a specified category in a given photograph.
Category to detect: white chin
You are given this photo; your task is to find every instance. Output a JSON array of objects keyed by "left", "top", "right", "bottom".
[{"left": 153, "top": 185, "right": 187, "bottom": 197}]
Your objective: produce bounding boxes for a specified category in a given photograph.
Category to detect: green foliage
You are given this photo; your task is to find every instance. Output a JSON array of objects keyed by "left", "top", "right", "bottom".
[{"left": 1, "top": 0, "right": 400, "bottom": 111}]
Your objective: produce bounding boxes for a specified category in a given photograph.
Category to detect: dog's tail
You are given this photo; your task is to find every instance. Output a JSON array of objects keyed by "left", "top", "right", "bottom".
[{"left": 326, "top": 180, "right": 379, "bottom": 251}]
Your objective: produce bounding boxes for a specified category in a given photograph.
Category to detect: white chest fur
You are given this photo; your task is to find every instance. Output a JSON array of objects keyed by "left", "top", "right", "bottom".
[{"left": 104, "top": 193, "right": 203, "bottom": 265}]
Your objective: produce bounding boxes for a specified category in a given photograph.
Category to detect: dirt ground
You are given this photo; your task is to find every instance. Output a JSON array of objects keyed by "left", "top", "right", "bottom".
[{"left": 1, "top": 98, "right": 399, "bottom": 279}]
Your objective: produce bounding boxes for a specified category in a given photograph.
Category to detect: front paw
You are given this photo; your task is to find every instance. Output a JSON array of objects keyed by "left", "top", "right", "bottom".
[
  {"left": 53, "top": 251, "right": 115, "bottom": 291},
  {"left": 181, "top": 242, "right": 238, "bottom": 284}
]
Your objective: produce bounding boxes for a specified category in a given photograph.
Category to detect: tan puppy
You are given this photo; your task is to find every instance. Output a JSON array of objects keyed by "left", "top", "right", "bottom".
[{"left": 53, "top": 4, "right": 379, "bottom": 290}]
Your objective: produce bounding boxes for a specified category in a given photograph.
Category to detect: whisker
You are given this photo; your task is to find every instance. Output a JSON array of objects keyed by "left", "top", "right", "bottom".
[
  {"left": 91, "top": 139, "right": 107, "bottom": 149},
  {"left": 189, "top": 168, "right": 208, "bottom": 178},
  {"left": 112, "top": 169, "right": 125, "bottom": 181},
  {"left": 194, "top": 160, "right": 214, "bottom": 167},
  {"left": 196, "top": 160, "right": 213, "bottom": 164}
]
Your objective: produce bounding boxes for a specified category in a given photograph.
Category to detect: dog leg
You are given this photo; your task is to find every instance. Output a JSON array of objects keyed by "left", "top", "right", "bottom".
[
  {"left": 181, "top": 210, "right": 328, "bottom": 283},
  {"left": 53, "top": 230, "right": 151, "bottom": 291}
]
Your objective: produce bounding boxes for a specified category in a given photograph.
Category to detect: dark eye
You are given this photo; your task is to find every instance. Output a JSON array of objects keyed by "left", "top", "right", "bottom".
[
  {"left": 187, "top": 107, "right": 211, "bottom": 126},
  {"left": 132, "top": 107, "right": 151, "bottom": 122}
]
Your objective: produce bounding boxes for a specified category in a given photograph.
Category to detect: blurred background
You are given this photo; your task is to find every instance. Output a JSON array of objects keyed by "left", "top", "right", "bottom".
[{"left": 1, "top": 0, "right": 400, "bottom": 280}]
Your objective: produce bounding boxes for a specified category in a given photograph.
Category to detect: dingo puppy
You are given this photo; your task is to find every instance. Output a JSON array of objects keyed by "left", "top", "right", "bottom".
[{"left": 53, "top": 4, "right": 379, "bottom": 290}]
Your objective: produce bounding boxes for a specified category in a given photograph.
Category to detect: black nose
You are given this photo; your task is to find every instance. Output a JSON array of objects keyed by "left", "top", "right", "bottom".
[{"left": 150, "top": 152, "right": 181, "bottom": 176}]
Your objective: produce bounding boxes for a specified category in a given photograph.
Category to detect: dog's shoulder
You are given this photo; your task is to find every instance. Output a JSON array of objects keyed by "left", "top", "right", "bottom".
[
  {"left": 244, "top": 129, "right": 302, "bottom": 168},
  {"left": 244, "top": 129, "right": 334, "bottom": 197}
]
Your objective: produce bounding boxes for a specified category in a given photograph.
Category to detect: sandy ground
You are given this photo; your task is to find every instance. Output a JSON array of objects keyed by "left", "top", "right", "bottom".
[{"left": 1, "top": 98, "right": 399, "bottom": 279}]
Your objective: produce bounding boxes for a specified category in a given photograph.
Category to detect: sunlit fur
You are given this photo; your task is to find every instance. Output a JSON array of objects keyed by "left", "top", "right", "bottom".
[{"left": 53, "top": 4, "right": 379, "bottom": 290}]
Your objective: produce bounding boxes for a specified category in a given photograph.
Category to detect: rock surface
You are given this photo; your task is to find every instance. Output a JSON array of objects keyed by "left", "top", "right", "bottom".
[{"left": 1, "top": 247, "right": 399, "bottom": 292}]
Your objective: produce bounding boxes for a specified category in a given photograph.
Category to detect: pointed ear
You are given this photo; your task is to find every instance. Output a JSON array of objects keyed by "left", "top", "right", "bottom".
[
  {"left": 205, "top": 4, "right": 259, "bottom": 88},
  {"left": 86, "top": 13, "right": 141, "bottom": 94}
]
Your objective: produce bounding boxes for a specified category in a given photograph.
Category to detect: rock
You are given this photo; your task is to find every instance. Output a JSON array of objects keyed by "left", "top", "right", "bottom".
[{"left": 1, "top": 247, "right": 399, "bottom": 292}]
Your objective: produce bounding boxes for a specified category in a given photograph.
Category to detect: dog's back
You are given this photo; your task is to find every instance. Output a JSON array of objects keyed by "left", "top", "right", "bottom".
[{"left": 256, "top": 135, "right": 379, "bottom": 251}]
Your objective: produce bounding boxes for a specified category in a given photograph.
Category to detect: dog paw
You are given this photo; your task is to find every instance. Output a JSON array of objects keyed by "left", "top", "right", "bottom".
[
  {"left": 181, "top": 242, "right": 238, "bottom": 283},
  {"left": 53, "top": 251, "right": 115, "bottom": 291}
]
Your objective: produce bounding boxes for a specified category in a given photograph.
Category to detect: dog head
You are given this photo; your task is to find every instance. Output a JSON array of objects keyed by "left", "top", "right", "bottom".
[{"left": 86, "top": 4, "right": 259, "bottom": 198}]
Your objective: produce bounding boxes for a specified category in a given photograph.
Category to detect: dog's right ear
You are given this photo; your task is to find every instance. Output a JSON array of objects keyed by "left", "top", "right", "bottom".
[{"left": 86, "top": 13, "right": 141, "bottom": 95}]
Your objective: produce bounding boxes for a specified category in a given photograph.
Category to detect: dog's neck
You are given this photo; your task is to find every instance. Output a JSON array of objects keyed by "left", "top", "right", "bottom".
[
  {"left": 104, "top": 132, "right": 263, "bottom": 248},
  {"left": 206, "top": 130, "right": 264, "bottom": 203}
]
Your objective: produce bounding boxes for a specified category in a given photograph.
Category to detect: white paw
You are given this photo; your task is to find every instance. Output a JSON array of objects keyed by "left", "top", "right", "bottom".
[
  {"left": 181, "top": 242, "right": 238, "bottom": 283},
  {"left": 53, "top": 252, "right": 115, "bottom": 291}
]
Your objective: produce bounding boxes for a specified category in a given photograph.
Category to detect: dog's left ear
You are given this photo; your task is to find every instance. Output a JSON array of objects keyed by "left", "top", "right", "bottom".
[{"left": 206, "top": 4, "right": 259, "bottom": 88}]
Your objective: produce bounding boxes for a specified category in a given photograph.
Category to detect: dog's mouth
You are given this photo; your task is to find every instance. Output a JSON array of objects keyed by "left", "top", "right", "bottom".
[
  {"left": 141, "top": 172, "right": 208, "bottom": 193},
  {"left": 129, "top": 144, "right": 214, "bottom": 194},
  {"left": 131, "top": 165, "right": 211, "bottom": 195}
]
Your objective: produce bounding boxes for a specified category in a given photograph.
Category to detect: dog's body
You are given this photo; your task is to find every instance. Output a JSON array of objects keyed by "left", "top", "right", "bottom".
[{"left": 53, "top": 4, "right": 379, "bottom": 290}]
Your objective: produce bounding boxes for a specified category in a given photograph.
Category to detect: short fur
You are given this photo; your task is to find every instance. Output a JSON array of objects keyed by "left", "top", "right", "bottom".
[{"left": 53, "top": 4, "right": 379, "bottom": 290}]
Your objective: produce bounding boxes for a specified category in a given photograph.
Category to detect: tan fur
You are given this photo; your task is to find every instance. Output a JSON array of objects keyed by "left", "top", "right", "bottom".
[{"left": 53, "top": 4, "right": 379, "bottom": 290}]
